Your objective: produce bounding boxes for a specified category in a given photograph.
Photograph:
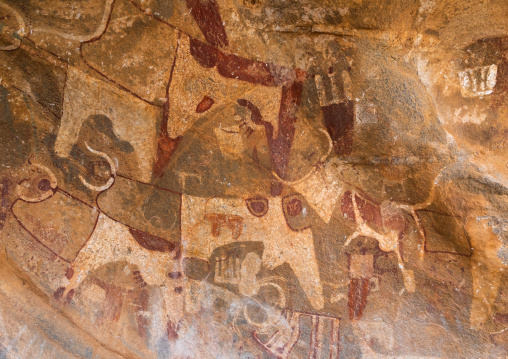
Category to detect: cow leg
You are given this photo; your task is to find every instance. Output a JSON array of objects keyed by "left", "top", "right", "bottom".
[
  {"left": 55, "top": 260, "right": 91, "bottom": 302},
  {"left": 55, "top": 214, "right": 118, "bottom": 302},
  {"left": 163, "top": 254, "right": 185, "bottom": 340},
  {"left": 56, "top": 249, "right": 108, "bottom": 302},
  {"left": 162, "top": 283, "right": 184, "bottom": 341}
]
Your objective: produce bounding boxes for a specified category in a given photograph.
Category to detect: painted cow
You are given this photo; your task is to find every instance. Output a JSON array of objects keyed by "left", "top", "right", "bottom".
[
  {"left": 5, "top": 0, "right": 460, "bottom": 351},
  {"left": 27, "top": 10, "right": 437, "bottom": 330}
]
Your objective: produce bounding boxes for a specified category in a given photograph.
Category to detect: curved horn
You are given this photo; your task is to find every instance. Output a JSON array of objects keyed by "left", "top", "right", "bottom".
[
  {"left": 79, "top": 143, "right": 117, "bottom": 192},
  {"left": 16, "top": 163, "right": 58, "bottom": 203},
  {"left": 271, "top": 128, "right": 333, "bottom": 186}
]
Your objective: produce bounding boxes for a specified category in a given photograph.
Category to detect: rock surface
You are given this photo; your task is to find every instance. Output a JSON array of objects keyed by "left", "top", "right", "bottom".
[{"left": 0, "top": 0, "right": 507, "bottom": 357}]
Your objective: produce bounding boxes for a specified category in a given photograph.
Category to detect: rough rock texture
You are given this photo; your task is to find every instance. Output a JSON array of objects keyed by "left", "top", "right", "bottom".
[{"left": 0, "top": 0, "right": 507, "bottom": 357}]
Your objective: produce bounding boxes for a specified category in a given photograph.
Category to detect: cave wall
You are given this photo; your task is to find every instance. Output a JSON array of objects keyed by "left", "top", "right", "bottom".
[{"left": 0, "top": 0, "right": 507, "bottom": 357}]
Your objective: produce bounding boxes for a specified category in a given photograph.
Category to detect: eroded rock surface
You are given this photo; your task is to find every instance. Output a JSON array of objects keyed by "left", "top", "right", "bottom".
[{"left": 0, "top": 0, "right": 507, "bottom": 357}]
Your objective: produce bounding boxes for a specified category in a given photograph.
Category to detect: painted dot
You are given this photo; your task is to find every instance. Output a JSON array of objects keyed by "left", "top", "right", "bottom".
[
  {"left": 286, "top": 199, "right": 303, "bottom": 216},
  {"left": 38, "top": 178, "right": 51, "bottom": 191}
]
